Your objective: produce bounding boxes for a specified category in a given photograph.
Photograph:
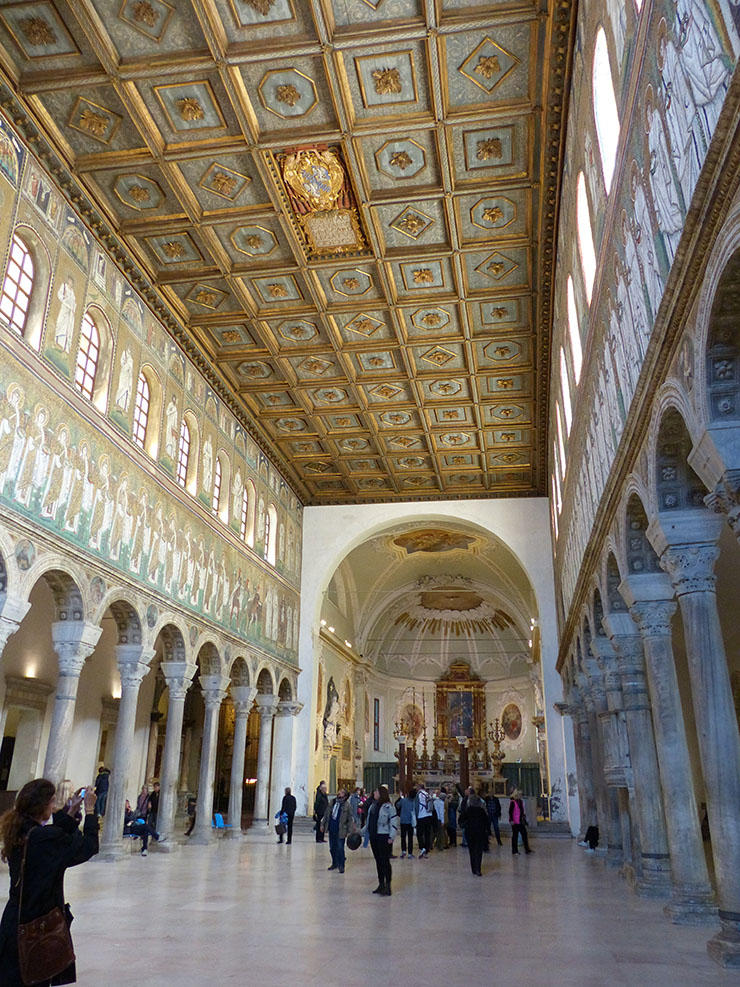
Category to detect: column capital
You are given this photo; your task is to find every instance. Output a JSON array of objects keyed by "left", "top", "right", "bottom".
[
  {"left": 660, "top": 542, "right": 720, "bottom": 596},
  {"left": 231, "top": 685, "right": 257, "bottom": 715},
  {"left": 704, "top": 469, "right": 740, "bottom": 532},
  {"left": 255, "top": 693, "right": 279, "bottom": 718},
  {"left": 277, "top": 700, "right": 303, "bottom": 717},
  {"left": 115, "top": 644, "right": 155, "bottom": 690},
  {"left": 618, "top": 572, "right": 675, "bottom": 609},
  {"left": 629, "top": 599, "right": 678, "bottom": 638},
  {"left": 119, "top": 662, "right": 151, "bottom": 691},
  {"left": 51, "top": 620, "right": 102, "bottom": 675},
  {"left": 0, "top": 595, "right": 30, "bottom": 650},
  {"left": 200, "top": 674, "right": 229, "bottom": 710},
  {"left": 161, "top": 660, "right": 196, "bottom": 701}
]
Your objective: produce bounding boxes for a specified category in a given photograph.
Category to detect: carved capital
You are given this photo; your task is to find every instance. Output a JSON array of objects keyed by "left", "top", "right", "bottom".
[
  {"left": 704, "top": 470, "right": 740, "bottom": 531},
  {"left": 629, "top": 600, "right": 677, "bottom": 638},
  {"left": 231, "top": 685, "right": 257, "bottom": 716},
  {"left": 660, "top": 543, "right": 720, "bottom": 596},
  {"left": 119, "top": 662, "right": 150, "bottom": 691},
  {"left": 277, "top": 700, "right": 303, "bottom": 717},
  {"left": 203, "top": 688, "right": 227, "bottom": 711},
  {"left": 255, "top": 693, "right": 279, "bottom": 719},
  {"left": 55, "top": 643, "right": 95, "bottom": 678}
]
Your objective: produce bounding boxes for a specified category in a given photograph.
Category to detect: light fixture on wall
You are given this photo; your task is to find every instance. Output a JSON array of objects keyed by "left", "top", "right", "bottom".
[
  {"left": 328, "top": 626, "right": 335, "bottom": 633},
  {"left": 24, "top": 662, "right": 37, "bottom": 679},
  {"left": 320, "top": 619, "right": 327, "bottom": 626},
  {"left": 344, "top": 640, "right": 352, "bottom": 649},
  {"left": 244, "top": 777, "right": 257, "bottom": 785},
  {"left": 111, "top": 683, "right": 122, "bottom": 700}
]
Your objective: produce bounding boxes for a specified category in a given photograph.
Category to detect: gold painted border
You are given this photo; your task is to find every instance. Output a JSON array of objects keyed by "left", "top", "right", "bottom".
[
  {"left": 185, "top": 282, "right": 229, "bottom": 310},
  {"left": 354, "top": 49, "right": 419, "bottom": 111},
  {"left": 153, "top": 80, "right": 227, "bottom": 133},
  {"left": 118, "top": 0, "right": 174, "bottom": 43},
  {"left": 198, "top": 162, "right": 251, "bottom": 201},
  {"left": 469, "top": 195, "right": 517, "bottom": 232},
  {"left": 67, "top": 96, "right": 123, "bottom": 146},
  {"left": 410, "top": 306, "right": 451, "bottom": 330},
  {"left": 462, "top": 124, "right": 516, "bottom": 173},
  {"left": 231, "top": 225, "right": 277, "bottom": 257},
  {"left": 457, "top": 36, "right": 520, "bottom": 95},
  {"left": 399, "top": 260, "right": 445, "bottom": 292},
  {"left": 144, "top": 233, "right": 204, "bottom": 265},
  {"left": 252, "top": 273, "right": 303, "bottom": 304},
  {"left": 113, "top": 173, "right": 164, "bottom": 211},
  {"left": 345, "top": 312, "right": 384, "bottom": 337},
  {"left": 329, "top": 268, "right": 373, "bottom": 297},
  {"left": 227, "top": 0, "right": 296, "bottom": 30},
  {"left": 389, "top": 204, "right": 434, "bottom": 241},
  {"left": 257, "top": 69, "right": 318, "bottom": 120},
  {"left": 373, "top": 137, "right": 427, "bottom": 181}
]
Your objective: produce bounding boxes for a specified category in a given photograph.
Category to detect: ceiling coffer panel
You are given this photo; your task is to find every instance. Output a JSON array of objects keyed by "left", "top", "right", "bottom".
[{"left": 2, "top": 0, "right": 574, "bottom": 503}]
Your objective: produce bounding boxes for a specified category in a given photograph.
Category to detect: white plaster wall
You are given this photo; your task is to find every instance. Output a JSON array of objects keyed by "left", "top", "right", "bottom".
[{"left": 296, "top": 498, "right": 565, "bottom": 818}]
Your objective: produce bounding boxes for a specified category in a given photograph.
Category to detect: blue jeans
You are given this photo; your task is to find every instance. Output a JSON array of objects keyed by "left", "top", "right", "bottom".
[{"left": 329, "top": 830, "right": 346, "bottom": 870}]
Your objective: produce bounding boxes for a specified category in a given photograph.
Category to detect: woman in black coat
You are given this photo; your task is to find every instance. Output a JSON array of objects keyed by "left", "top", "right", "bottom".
[
  {"left": 458, "top": 791, "right": 490, "bottom": 876},
  {"left": 0, "top": 778, "right": 99, "bottom": 986}
]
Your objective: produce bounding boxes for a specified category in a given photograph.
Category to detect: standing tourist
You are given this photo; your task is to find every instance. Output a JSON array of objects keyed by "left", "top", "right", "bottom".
[
  {"left": 93, "top": 764, "right": 110, "bottom": 817},
  {"left": 459, "top": 789, "right": 490, "bottom": 876},
  {"left": 509, "top": 789, "right": 534, "bottom": 855},
  {"left": 0, "top": 779, "right": 99, "bottom": 986},
  {"left": 447, "top": 788, "right": 459, "bottom": 847},
  {"left": 147, "top": 781, "right": 160, "bottom": 831},
  {"left": 364, "top": 785, "right": 398, "bottom": 896},
  {"left": 415, "top": 782, "right": 433, "bottom": 858},
  {"left": 321, "top": 787, "right": 353, "bottom": 873},
  {"left": 313, "top": 781, "right": 328, "bottom": 843},
  {"left": 278, "top": 787, "right": 297, "bottom": 845},
  {"left": 486, "top": 791, "right": 503, "bottom": 847},
  {"left": 398, "top": 787, "right": 416, "bottom": 858}
]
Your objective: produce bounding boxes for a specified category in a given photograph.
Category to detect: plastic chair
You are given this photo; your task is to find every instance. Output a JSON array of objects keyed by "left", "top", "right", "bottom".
[{"left": 212, "top": 812, "right": 232, "bottom": 829}]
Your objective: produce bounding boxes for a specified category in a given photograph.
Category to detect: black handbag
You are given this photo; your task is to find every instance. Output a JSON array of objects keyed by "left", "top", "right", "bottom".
[{"left": 17, "top": 835, "right": 75, "bottom": 986}]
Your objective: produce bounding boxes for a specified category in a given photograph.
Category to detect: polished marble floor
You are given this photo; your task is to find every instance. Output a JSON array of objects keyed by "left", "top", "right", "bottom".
[{"left": 2, "top": 833, "right": 736, "bottom": 986}]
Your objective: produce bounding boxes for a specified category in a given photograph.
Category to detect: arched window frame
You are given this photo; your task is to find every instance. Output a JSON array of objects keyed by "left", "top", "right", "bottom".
[
  {"left": 266, "top": 503, "right": 278, "bottom": 566},
  {"left": 555, "top": 402, "right": 567, "bottom": 480},
  {"left": 576, "top": 172, "right": 597, "bottom": 303},
  {"left": 240, "top": 487, "right": 250, "bottom": 541},
  {"left": 0, "top": 234, "right": 34, "bottom": 337},
  {"left": 132, "top": 371, "right": 150, "bottom": 451},
  {"left": 560, "top": 347, "right": 573, "bottom": 433},
  {"left": 593, "top": 26, "right": 621, "bottom": 195},
  {"left": 176, "top": 417, "right": 191, "bottom": 488},
  {"left": 566, "top": 276, "right": 583, "bottom": 385},
  {"left": 212, "top": 455, "right": 222, "bottom": 516},
  {"left": 245, "top": 479, "right": 256, "bottom": 547},
  {"left": 74, "top": 311, "right": 101, "bottom": 402}
]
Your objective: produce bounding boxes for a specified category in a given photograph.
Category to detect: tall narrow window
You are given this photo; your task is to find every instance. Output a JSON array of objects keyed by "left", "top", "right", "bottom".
[
  {"left": 240, "top": 487, "right": 249, "bottom": 541},
  {"left": 373, "top": 698, "right": 380, "bottom": 751},
  {"left": 560, "top": 348, "right": 573, "bottom": 432},
  {"left": 132, "top": 372, "right": 150, "bottom": 450},
  {"left": 556, "top": 403, "right": 567, "bottom": 479},
  {"left": 577, "top": 173, "right": 597, "bottom": 303},
  {"left": 593, "top": 27, "right": 620, "bottom": 194},
  {"left": 176, "top": 418, "right": 190, "bottom": 487},
  {"left": 263, "top": 505, "right": 271, "bottom": 559},
  {"left": 212, "top": 456, "right": 222, "bottom": 515},
  {"left": 567, "top": 277, "right": 583, "bottom": 385},
  {"left": 74, "top": 312, "right": 100, "bottom": 401},
  {"left": 0, "top": 235, "right": 34, "bottom": 336},
  {"left": 266, "top": 504, "right": 278, "bottom": 566}
]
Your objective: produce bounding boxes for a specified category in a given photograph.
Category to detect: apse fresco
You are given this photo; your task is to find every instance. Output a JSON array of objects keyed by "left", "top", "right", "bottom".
[{"left": 501, "top": 703, "right": 522, "bottom": 741}]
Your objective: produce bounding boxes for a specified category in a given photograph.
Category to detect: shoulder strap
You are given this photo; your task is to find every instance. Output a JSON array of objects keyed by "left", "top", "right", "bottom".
[{"left": 16, "top": 834, "right": 30, "bottom": 927}]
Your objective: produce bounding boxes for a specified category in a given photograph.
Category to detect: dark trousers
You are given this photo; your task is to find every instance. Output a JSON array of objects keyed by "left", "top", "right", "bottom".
[
  {"left": 490, "top": 815, "right": 502, "bottom": 845},
  {"left": 416, "top": 816, "right": 433, "bottom": 852},
  {"left": 446, "top": 825, "right": 457, "bottom": 847},
  {"left": 400, "top": 822, "right": 414, "bottom": 854},
  {"left": 511, "top": 823, "right": 530, "bottom": 853},
  {"left": 585, "top": 824, "right": 599, "bottom": 849},
  {"left": 285, "top": 813, "right": 294, "bottom": 844},
  {"left": 328, "top": 829, "right": 345, "bottom": 869},
  {"left": 315, "top": 815, "right": 325, "bottom": 841},
  {"left": 130, "top": 822, "right": 158, "bottom": 850},
  {"left": 467, "top": 835, "right": 485, "bottom": 874},
  {"left": 185, "top": 811, "right": 196, "bottom": 835},
  {"left": 371, "top": 835, "right": 392, "bottom": 887}
]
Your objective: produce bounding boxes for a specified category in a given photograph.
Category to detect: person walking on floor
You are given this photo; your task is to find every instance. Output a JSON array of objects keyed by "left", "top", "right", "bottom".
[
  {"left": 447, "top": 788, "right": 459, "bottom": 847},
  {"left": 364, "top": 785, "right": 398, "bottom": 896},
  {"left": 321, "top": 787, "right": 354, "bottom": 873},
  {"left": 93, "top": 764, "right": 110, "bottom": 817},
  {"left": 314, "top": 782, "right": 328, "bottom": 843},
  {"left": 146, "top": 781, "right": 160, "bottom": 831},
  {"left": 278, "top": 787, "right": 296, "bottom": 845},
  {"left": 434, "top": 790, "right": 448, "bottom": 850},
  {"left": 415, "top": 782, "right": 433, "bottom": 858},
  {"left": 0, "top": 778, "right": 99, "bottom": 986},
  {"left": 486, "top": 792, "right": 503, "bottom": 846},
  {"left": 398, "top": 787, "right": 416, "bottom": 858},
  {"left": 459, "top": 789, "right": 490, "bottom": 876},
  {"left": 509, "top": 789, "right": 533, "bottom": 855}
]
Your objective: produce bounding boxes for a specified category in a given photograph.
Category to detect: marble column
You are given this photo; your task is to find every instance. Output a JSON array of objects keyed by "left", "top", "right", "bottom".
[
  {"left": 578, "top": 667, "right": 622, "bottom": 866},
  {"left": 190, "top": 675, "right": 229, "bottom": 845},
  {"left": 226, "top": 686, "right": 257, "bottom": 836},
  {"left": 269, "top": 700, "right": 303, "bottom": 823},
  {"left": 99, "top": 646, "right": 154, "bottom": 859},
  {"left": 603, "top": 613, "right": 672, "bottom": 898},
  {"left": 156, "top": 661, "right": 195, "bottom": 851},
  {"left": 145, "top": 712, "right": 163, "bottom": 783},
  {"left": 43, "top": 620, "right": 102, "bottom": 788},
  {"left": 649, "top": 515, "right": 740, "bottom": 966},
  {"left": 621, "top": 576, "right": 716, "bottom": 924},
  {"left": 567, "top": 690, "right": 598, "bottom": 840},
  {"left": 253, "top": 695, "right": 278, "bottom": 826},
  {"left": 0, "top": 595, "right": 30, "bottom": 653}
]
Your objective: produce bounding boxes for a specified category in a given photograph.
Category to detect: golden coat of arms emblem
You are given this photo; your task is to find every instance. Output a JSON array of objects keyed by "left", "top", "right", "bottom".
[{"left": 281, "top": 148, "right": 346, "bottom": 211}]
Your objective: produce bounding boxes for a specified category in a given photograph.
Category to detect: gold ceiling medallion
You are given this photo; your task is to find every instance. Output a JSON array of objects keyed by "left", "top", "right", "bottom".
[
  {"left": 68, "top": 97, "right": 123, "bottom": 146},
  {"left": 411, "top": 308, "right": 450, "bottom": 331},
  {"left": 279, "top": 147, "right": 367, "bottom": 257},
  {"left": 186, "top": 284, "right": 227, "bottom": 310},
  {"left": 372, "top": 67, "right": 402, "bottom": 96},
  {"left": 400, "top": 260, "right": 444, "bottom": 291},
  {"left": 1, "top": 4, "right": 79, "bottom": 58},
  {"left": 413, "top": 269, "right": 435, "bottom": 285},
  {"left": 119, "top": 0, "right": 174, "bottom": 42},
  {"left": 458, "top": 37, "right": 519, "bottom": 94},
  {"left": 154, "top": 81, "right": 226, "bottom": 133},
  {"left": 21, "top": 15, "right": 54, "bottom": 44},
  {"left": 371, "top": 382, "right": 402, "bottom": 400},
  {"left": 258, "top": 69, "right": 317, "bottom": 119},
  {"left": 162, "top": 241, "right": 184, "bottom": 258},
  {"left": 276, "top": 84, "right": 300, "bottom": 107},
  {"left": 176, "top": 97, "right": 204, "bottom": 122},
  {"left": 475, "top": 250, "right": 518, "bottom": 282},
  {"left": 199, "top": 162, "right": 250, "bottom": 201},
  {"left": 346, "top": 313, "right": 383, "bottom": 337},
  {"left": 113, "top": 174, "right": 164, "bottom": 210},
  {"left": 355, "top": 50, "right": 418, "bottom": 108},
  {"left": 390, "top": 206, "right": 433, "bottom": 241},
  {"left": 422, "top": 346, "right": 455, "bottom": 367},
  {"left": 243, "top": 0, "right": 276, "bottom": 13},
  {"left": 329, "top": 268, "right": 372, "bottom": 296}
]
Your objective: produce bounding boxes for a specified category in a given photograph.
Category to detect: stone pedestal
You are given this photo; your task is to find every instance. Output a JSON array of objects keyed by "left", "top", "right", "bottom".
[
  {"left": 269, "top": 700, "right": 303, "bottom": 823},
  {"left": 99, "top": 646, "right": 154, "bottom": 860},
  {"left": 156, "top": 661, "right": 195, "bottom": 851},
  {"left": 43, "top": 621, "right": 102, "bottom": 788},
  {"left": 225, "top": 686, "right": 257, "bottom": 837},
  {"left": 252, "top": 695, "right": 278, "bottom": 827},
  {"left": 622, "top": 574, "right": 716, "bottom": 925},
  {"left": 650, "top": 512, "right": 740, "bottom": 966},
  {"left": 190, "top": 675, "right": 229, "bottom": 845}
]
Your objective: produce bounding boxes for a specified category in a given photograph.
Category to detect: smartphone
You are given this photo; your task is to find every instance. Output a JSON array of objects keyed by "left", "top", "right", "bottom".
[{"left": 79, "top": 788, "right": 86, "bottom": 797}]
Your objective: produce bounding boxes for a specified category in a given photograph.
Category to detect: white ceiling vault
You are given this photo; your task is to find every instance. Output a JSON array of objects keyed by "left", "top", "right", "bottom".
[
  {"left": 326, "top": 522, "right": 538, "bottom": 681},
  {"left": 0, "top": 0, "right": 575, "bottom": 504}
]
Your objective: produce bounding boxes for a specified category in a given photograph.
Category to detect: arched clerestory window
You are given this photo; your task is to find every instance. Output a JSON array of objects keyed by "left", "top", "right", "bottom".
[
  {"left": 240, "top": 487, "right": 250, "bottom": 541},
  {"left": 176, "top": 418, "right": 190, "bottom": 488},
  {"left": 560, "top": 347, "right": 573, "bottom": 433},
  {"left": 74, "top": 311, "right": 100, "bottom": 401},
  {"left": 593, "top": 27, "right": 620, "bottom": 194},
  {"left": 0, "top": 234, "right": 34, "bottom": 337},
  {"left": 577, "top": 173, "right": 597, "bottom": 303},
  {"left": 566, "top": 276, "right": 583, "bottom": 385},
  {"left": 132, "top": 371, "right": 150, "bottom": 450}
]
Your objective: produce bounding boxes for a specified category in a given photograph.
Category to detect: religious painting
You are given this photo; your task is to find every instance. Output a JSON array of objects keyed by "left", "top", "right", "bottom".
[
  {"left": 393, "top": 528, "right": 475, "bottom": 554},
  {"left": 501, "top": 703, "right": 522, "bottom": 741},
  {"left": 448, "top": 691, "right": 474, "bottom": 738},
  {"left": 0, "top": 119, "right": 23, "bottom": 187},
  {"left": 434, "top": 661, "right": 487, "bottom": 757},
  {"left": 400, "top": 703, "right": 423, "bottom": 741}
]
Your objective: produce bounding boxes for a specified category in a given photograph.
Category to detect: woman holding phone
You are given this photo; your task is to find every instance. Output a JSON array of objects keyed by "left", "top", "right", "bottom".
[{"left": 0, "top": 777, "right": 99, "bottom": 985}]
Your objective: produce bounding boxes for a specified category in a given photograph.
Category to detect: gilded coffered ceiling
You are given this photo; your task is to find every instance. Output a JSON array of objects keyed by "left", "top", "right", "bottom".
[{"left": 0, "top": 0, "right": 574, "bottom": 503}]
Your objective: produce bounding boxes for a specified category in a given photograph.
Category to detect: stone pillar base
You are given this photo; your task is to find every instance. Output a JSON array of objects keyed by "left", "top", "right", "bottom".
[
  {"left": 187, "top": 832, "right": 214, "bottom": 846},
  {"left": 95, "top": 843, "right": 129, "bottom": 863},
  {"left": 635, "top": 879, "right": 671, "bottom": 900},
  {"left": 605, "top": 847, "right": 622, "bottom": 868},
  {"left": 707, "top": 920, "right": 740, "bottom": 968},
  {"left": 621, "top": 863, "right": 639, "bottom": 890},
  {"left": 250, "top": 818, "right": 270, "bottom": 830},
  {"left": 664, "top": 893, "right": 717, "bottom": 927},
  {"left": 152, "top": 839, "right": 180, "bottom": 854},
  {"left": 224, "top": 827, "right": 244, "bottom": 839}
]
